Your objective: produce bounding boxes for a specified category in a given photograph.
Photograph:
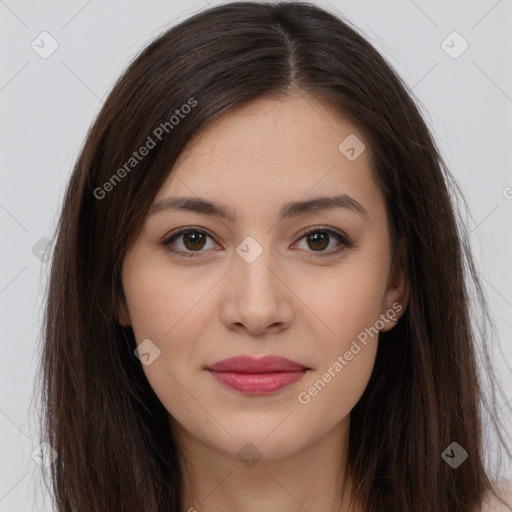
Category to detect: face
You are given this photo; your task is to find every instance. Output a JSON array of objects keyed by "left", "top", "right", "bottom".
[{"left": 119, "top": 94, "right": 408, "bottom": 460}]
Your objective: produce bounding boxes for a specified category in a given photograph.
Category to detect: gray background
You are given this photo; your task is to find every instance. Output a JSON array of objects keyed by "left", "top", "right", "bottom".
[{"left": 1, "top": 0, "right": 511, "bottom": 509}]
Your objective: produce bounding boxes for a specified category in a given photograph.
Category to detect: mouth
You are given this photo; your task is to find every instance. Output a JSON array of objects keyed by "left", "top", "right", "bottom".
[{"left": 205, "top": 355, "right": 310, "bottom": 395}]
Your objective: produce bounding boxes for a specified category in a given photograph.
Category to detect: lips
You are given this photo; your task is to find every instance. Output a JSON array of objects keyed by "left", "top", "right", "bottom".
[
  {"left": 206, "top": 355, "right": 307, "bottom": 373},
  {"left": 205, "top": 355, "right": 309, "bottom": 395}
]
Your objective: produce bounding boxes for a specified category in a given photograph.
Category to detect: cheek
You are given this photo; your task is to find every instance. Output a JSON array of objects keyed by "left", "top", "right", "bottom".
[
  {"left": 121, "top": 266, "right": 208, "bottom": 431},
  {"left": 122, "top": 256, "right": 212, "bottom": 341},
  {"left": 121, "top": 255, "right": 218, "bottom": 405},
  {"left": 294, "top": 258, "right": 389, "bottom": 353},
  {"left": 290, "top": 255, "right": 388, "bottom": 415},
  {"left": 295, "top": 338, "right": 378, "bottom": 443},
  {"left": 295, "top": 278, "right": 382, "bottom": 403}
]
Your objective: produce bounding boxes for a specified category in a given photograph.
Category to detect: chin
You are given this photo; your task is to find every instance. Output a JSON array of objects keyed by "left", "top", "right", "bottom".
[{"left": 201, "top": 415, "right": 318, "bottom": 462}]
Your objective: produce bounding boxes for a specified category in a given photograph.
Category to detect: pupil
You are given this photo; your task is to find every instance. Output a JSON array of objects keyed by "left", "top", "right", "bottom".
[
  {"left": 184, "top": 232, "right": 205, "bottom": 250},
  {"left": 308, "top": 232, "right": 328, "bottom": 251}
]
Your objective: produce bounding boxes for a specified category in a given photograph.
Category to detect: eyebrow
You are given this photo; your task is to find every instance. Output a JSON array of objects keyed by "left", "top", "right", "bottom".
[{"left": 149, "top": 194, "right": 369, "bottom": 222}]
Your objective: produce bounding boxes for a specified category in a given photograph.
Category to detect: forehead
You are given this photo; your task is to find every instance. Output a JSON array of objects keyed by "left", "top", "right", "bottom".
[
  {"left": 173, "top": 94, "right": 365, "bottom": 172},
  {"left": 153, "top": 94, "right": 384, "bottom": 222}
]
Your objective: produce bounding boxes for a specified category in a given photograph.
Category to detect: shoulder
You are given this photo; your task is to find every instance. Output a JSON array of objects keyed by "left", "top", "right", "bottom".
[{"left": 479, "top": 480, "right": 512, "bottom": 512}]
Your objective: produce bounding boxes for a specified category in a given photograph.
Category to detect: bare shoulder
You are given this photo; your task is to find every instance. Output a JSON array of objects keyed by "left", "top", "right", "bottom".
[{"left": 479, "top": 480, "right": 512, "bottom": 512}]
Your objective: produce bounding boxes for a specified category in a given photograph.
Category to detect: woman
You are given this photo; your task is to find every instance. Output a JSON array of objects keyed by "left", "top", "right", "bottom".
[{"left": 39, "top": 1, "right": 512, "bottom": 510}]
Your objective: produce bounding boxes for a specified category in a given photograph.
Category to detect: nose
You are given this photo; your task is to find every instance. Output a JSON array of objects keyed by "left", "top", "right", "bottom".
[{"left": 220, "top": 244, "right": 294, "bottom": 336}]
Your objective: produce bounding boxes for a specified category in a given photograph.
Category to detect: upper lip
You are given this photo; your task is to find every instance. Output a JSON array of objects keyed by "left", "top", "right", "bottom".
[{"left": 206, "top": 355, "right": 308, "bottom": 373}]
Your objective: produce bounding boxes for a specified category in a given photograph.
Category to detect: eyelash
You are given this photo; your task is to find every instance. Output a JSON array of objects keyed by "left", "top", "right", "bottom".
[{"left": 161, "top": 225, "right": 353, "bottom": 258}]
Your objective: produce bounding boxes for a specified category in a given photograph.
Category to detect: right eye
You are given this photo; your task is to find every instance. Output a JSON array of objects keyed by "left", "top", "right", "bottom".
[{"left": 161, "top": 227, "right": 220, "bottom": 257}]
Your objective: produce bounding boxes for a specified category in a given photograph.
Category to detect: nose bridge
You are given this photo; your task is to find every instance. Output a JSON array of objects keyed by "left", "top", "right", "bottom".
[
  {"left": 224, "top": 234, "right": 292, "bottom": 334},
  {"left": 235, "top": 234, "right": 279, "bottom": 300}
]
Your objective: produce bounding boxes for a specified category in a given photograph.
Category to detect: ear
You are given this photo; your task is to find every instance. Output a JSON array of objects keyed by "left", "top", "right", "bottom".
[
  {"left": 116, "top": 286, "right": 131, "bottom": 327},
  {"left": 380, "top": 236, "right": 409, "bottom": 332}
]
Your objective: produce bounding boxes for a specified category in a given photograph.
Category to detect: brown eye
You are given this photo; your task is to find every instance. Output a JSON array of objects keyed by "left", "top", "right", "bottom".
[
  {"left": 305, "top": 231, "right": 329, "bottom": 251},
  {"left": 294, "top": 228, "right": 352, "bottom": 256},
  {"left": 182, "top": 231, "right": 207, "bottom": 251},
  {"left": 162, "top": 227, "right": 218, "bottom": 257}
]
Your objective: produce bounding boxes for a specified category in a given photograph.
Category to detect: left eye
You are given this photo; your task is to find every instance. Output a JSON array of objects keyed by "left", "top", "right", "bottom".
[
  {"left": 161, "top": 227, "right": 351, "bottom": 257},
  {"left": 293, "top": 228, "right": 351, "bottom": 254}
]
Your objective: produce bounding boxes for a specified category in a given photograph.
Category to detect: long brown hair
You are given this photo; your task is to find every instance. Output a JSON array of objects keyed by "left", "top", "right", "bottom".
[{"left": 37, "top": 2, "right": 511, "bottom": 510}]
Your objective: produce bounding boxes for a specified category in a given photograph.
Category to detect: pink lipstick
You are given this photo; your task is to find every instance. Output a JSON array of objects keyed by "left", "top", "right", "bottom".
[{"left": 205, "top": 355, "right": 309, "bottom": 395}]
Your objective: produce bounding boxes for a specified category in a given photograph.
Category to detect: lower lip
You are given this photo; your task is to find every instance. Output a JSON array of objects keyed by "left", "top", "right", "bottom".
[{"left": 207, "top": 370, "right": 307, "bottom": 394}]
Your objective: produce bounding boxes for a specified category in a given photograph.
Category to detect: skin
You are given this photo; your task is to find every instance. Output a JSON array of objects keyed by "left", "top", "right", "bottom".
[
  {"left": 481, "top": 483, "right": 512, "bottom": 512},
  {"left": 118, "top": 93, "right": 409, "bottom": 512}
]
